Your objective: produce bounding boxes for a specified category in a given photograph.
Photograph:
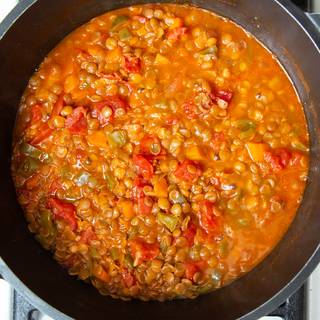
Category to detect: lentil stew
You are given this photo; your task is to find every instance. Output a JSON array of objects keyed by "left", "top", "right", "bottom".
[{"left": 11, "top": 4, "right": 309, "bottom": 300}]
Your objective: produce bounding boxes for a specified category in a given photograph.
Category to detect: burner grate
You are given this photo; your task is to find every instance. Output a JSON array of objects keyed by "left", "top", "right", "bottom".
[
  {"left": 13, "top": 291, "right": 37, "bottom": 320},
  {"left": 291, "top": 0, "right": 313, "bottom": 11},
  {"left": 268, "top": 286, "right": 305, "bottom": 320},
  {"left": 6, "top": 283, "right": 305, "bottom": 320}
]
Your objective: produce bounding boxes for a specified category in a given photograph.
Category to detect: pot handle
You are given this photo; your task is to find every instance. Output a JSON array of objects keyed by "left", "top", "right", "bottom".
[{"left": 306, "top": 12, "right": 320, "bottom": 30}]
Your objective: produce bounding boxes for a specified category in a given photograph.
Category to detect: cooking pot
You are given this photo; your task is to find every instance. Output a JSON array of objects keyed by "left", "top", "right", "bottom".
[{"left": 0, "top": 0, "right": 320, "bottom": 319}]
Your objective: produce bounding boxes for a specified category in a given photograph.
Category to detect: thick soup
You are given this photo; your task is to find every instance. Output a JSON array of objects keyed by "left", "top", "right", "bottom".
[{"left": 11, "top": 4, "right": 309, "bottom": 300}]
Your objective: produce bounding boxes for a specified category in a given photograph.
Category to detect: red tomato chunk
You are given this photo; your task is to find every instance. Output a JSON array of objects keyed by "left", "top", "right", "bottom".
[
  {"left": 174, "top": 160, "right": 202, "bottom": 182},
  {"left": 129, "top": 238, "right": 159, "bottom": 265},
  {"left": 65, "top": 106, "right": 87, "bottom": 135},
  {"left": 47, "top": 198, "right": 77, "bottom": 231}
]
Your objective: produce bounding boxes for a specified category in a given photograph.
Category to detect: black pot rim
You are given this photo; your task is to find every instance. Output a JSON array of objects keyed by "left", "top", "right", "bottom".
[{"left": 0, "top": 1, "right": 319, "bottom": 320}]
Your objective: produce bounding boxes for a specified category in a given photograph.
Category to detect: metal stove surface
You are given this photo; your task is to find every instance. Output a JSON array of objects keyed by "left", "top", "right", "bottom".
[
  {"left": 292, "top": 0, "right": 313, "bottom": 10},
  {"left": 1, "top": 265, "right": 320, "bottom": 320},
  {"left": 0, "top": 0, "right": 319, "bottom": 319}
]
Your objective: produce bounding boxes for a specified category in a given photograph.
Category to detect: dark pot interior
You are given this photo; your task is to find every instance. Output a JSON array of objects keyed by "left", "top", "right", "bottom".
[{"left": 0, "top": 0, "right": 320, "bottom": 319}]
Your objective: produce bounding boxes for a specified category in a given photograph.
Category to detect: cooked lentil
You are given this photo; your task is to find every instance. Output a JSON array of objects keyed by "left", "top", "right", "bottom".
[{"left": 11, "top": 4, "right": 309, "bottom": 301}]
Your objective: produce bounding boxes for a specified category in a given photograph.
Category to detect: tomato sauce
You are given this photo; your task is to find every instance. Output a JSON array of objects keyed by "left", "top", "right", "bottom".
[{"left": 11, "top": 4, "right": 309, "bottom": 300}]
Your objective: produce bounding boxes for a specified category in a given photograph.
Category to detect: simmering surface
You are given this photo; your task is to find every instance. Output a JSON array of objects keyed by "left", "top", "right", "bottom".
[{"left": 11, "top": 4, "right": 309, "bottom": 300}]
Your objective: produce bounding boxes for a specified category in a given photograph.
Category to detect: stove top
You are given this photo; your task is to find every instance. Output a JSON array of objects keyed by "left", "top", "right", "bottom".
[
  {"left": 292, "top": 0, "right": 313, "bottom": 11},
  {"left": 2, "top": 266, "right": 320, "bottom": 320},
  {"left": 0, "top": 0, "right": 319, "bottom": 319}
]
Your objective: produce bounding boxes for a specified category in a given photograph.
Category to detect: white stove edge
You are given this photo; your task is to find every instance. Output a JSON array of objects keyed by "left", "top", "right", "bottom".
[
  {"left": 0, "top": 279, "right": 13, "bottom": 320},
  {"left": 0, "top": 0, "right": 18, "bottom": 22},
  {"left": 306, "top": 263, "right": 320, "bottom": 320}
]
